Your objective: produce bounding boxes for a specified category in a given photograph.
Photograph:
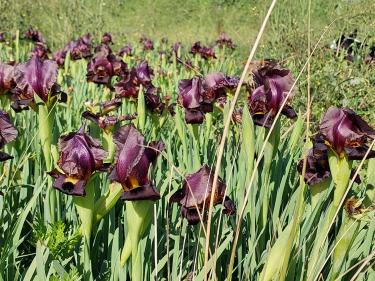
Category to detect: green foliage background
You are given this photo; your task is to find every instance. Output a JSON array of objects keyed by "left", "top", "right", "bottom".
[{"left": 0, "top": 0, "right": 375, "bottom": 280}]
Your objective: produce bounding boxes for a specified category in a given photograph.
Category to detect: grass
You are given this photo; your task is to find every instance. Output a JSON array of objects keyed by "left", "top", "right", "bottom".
[{"left": 0, "top": 0, "right": 375, "bottom": 280}]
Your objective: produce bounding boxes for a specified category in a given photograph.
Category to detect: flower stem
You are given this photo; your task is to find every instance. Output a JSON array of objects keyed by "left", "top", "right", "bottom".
[
  {"left": 103, "top": 131, "right": 115, "bottom": 163},
  {"left": 94, "top": 183, "right": 122, "bottom": 222},
  {"left": 330, "top": 213, "right": 359, "bottom": 281},
  {"left": 38, "top": 103, "right": 53, "bottom": 170},
  {"left": 306, "top": 151, "right": 351, "bottom": 280},
  {"left": 122, "top": 201, "right": 153, "bottom": 281},
  {"left": 261, "top": 119, "right": 280, "bottom": 233},
  {"left": 73, "top": 181, "right": 95, "bottom": 279},
  {"left": 38, "top": 103, "right": 57, "bottom": 223}
]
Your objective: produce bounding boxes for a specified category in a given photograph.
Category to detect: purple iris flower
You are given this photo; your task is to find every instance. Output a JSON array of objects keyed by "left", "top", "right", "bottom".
[
  {"left": 109, "top": 124, "right": 164, "bottom": 201},
  {"left": 49, "top": 126, "right": 107, "bottom": 196},
  {"left": 170, "top": 165, "right": 235, "bottom": 225}
]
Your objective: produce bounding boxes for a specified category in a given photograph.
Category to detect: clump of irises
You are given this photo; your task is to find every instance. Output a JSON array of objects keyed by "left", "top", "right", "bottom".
[
  {"left": 178, "top": 72, "right": 239, "bottom": 123},
  {"left": 2, "top": 28, "right": 375, "bottom": 281}
]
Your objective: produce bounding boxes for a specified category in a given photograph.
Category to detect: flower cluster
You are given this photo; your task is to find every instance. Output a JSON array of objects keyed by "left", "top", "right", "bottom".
[
  {"left": 11, "top": 55, "right": 66, "bottom": 111},
  {"left": 216, "top": 32, "right": 236, "bottom": 50},
  {"left": 86, "top": 44, "right": 127, "bottom": 86},
  {"left": 248, "top": 59, "right": 296, "bottom": 128},
  {"left": 178, "top": 72, "right": 239, "bottom": 123},
  {"left": 53, "top": 34, "right": 93, "bottom": 66},
  {"left": 190, "top": 41, "right": 216, "bottom": 59},
  {"left": 299, "top": 107, "right": 375, "bottom": 186}
]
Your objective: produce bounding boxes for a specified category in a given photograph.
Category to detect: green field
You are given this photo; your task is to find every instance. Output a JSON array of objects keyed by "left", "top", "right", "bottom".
[{"left": 0, "top": 0, "right": 375, "bottom": 280}]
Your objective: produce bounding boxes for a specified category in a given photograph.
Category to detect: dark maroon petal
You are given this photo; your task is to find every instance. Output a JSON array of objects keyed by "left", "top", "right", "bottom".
[
  {"left": 345, "top": 109, "right": 375, "bottom": 136},
  {"left": 203, "top": 72, "right": 239, "bottom": 102},
  {"left": 135, "top": 61, "right": 153, "bottom": 85},
  {"left": 101, "top": 98, "right": 122, "bottom": 114},
  {"left": 170, "top": 189, "right": 185, "bottom": 203},
  {"left": 252, "top": 111, "right": 273, "bottom": 129},
  {"left": 52, "top": 50, "right": 66, "bottom": 66},
  {"left": 87, "top": 54, "right": 126, "bottom": 85},
  {"left": 145, "top": 89, "right": 164, "bottom": 113},
  {"left": 0, "top": 33, "right": 6, "bottom": 42},
  {"left": 187, "top": 166, "right": 224, "bottom": 207},
  {"left": 203, "top": 72, "right": 226, "bottom": 102},
  {"left": 216, "top": 32, "right": 236, "bottom": 49},
  {"left": 53, "top": 174, "right": 86, "bottom": 196},
  {"left": 298, "top": 135, "right": 331, "bottom": 186},
  {"left": 0, "top": 152, "right": 13, "bottom": 162},
  {"left": 248, "top": 63, "right": 295, "bottom": 128},
  {"left": 140, "top": 37, "right": 154, "bottom": 51},
  {"left": 83, "top": 133, "right": 108, "bottom": 169},
  {"left": 121, "top": 184, "right": 160, "bottom": 201},
  {"left": 109, "top": 125, "right": 162, "bottom": 199},
  {"left": 114, "top": 76, "right": 138, "bottom": 99},
  {"left": 82, "top": 111, "right": 100, "bottom": 125},
  {"left": 0, "top": 110, "right": 18, "bottom": 148},
  {"left": 178, "top": 77, "right": 203, "bottom": 109},
  {"left": 190, "top": 42, "right": 202, "bottom": 54},
  {"left": 172, "top": 42, "right": 182, "bottom": 54},
  {"left": 223, "top": 196, "right": 236, "bottom": 215},
  {"left": 109, "top": 125, "right": 145, "bottom": 185},
  {"left": 13, "top": 56, "right": 58, "bottom": 102},
  {"left": 248, "top": 85, "right": 267, "bottom": 115},
  {"left": 97, "top": 116, "right": 122, "bottom": 131},
  {"left": 345, "top": 146, "right": 375, "bottom": 160},
  {"left": 118, "top": 44, "right": 133, "bottom": 57},
  {"left": 101, "top": 32, "right": 113, "bottom": 45},
  {"left": 320, "top": 107, "right": 375, "bottom": 154},
  {"left": 350, "top": 169, "right": 361, "bottom": 184},
  {"left": 252, "top": 60, "right": 294, "bottom": 101},
  {"left": 200, "top": 47, "right": 216, "bottom": 59},
  {"left": 0, "top": 63, "right": 14, "bottom": 94},
  {"left": 170, "top": 165, "right": 234, "bottom": 223},
  {"left": 57, "top": 126, "right": 107, "bottom": 180},
  {"left": 31, "top": 43, "right": 49, "bottom": 60},
  {"left": 181, "top": 206, "right": 202, "bottom": 225},
  {"left": 181, "top": 165, "right": 211, "bottom": 208},
  {"left": 59, "top": 91, "right": 67, "bottom": 103},
  {"left": 94, "top": 44, "right": 113, "bottom": 56},
  {"left": 185, "top": 109, "right": 205, "bottom": 124},
  {"left": 281, "top": 105, "right": 297, "bottom": 119},
  {"left": 25, "top": 27, "right": 45, "bottom": 43},
  {"left": 145, "top": 141, "right": 165, "bottom": 163},
  {"left": 190, "top": 41, "right": 216, "bottom": 59},
  {"left": 216, "top": 96, "right": 227, "bottom": 108},
  {"left": 63, "top": 34, "right": 93, "bottom": 60},
  {"left": 200, "top": 103, "right": 213, "bottom": 113}
]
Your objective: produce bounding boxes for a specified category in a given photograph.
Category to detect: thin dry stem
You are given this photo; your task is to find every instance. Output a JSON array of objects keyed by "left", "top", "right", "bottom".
[
  {"left": 203, "top": 0, "right": 279, "bottom": 279},
  {"left": 226, "top": 19, "right": 337, "bottom": 279}
]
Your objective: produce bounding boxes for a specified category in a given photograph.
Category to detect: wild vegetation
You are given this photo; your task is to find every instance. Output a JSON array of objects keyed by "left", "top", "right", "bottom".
[{"left": 0, "top": 0, "right": 374, "bottom": 280}]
